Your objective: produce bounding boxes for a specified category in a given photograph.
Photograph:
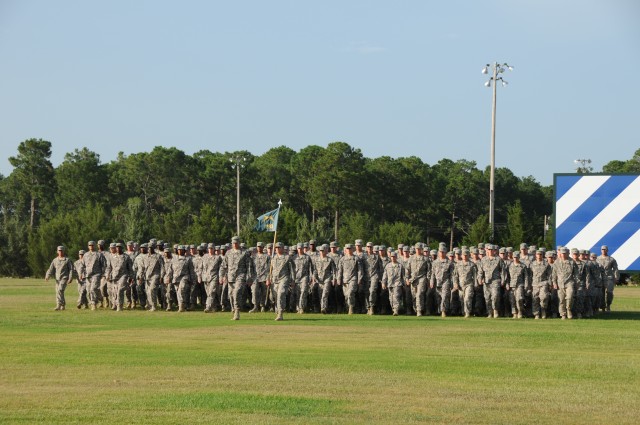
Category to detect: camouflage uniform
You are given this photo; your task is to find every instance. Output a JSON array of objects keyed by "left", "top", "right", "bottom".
[
  {"left": 220, "top": 244, "right": 251, "bottom": 317},
  {"left": 133, "top": 249, "right": 147, "bottom": 309},
  {"left": 365, "top": 249, "right": 383, "bottom": 314},
  {"left": 314, "top": 252, "right": 337, "bottom": 313},
  {"left": 327, "top": 246, "right": 344, "bottom": 312},
  {"left": 105, "top": 249, "right": 134, "bottom": 311},
  {"left": 293, "top": 248, "right": 313, "bottom": 313},
  {"left": 74, "top": 255, "right": 88, "bottom": 309},
  {"left": 572, "top": 251, "right": 588, "bottom": 318},
  {"left": 588, "top": 254, "right": 604, "bottom": 316},
  {"left": 453, "top": 258, "right": 477, "bottom": 317},
  {"left": 382, "top": 256, "right": 404, "bottom": 315},
  {"left": 478, "top": 251, "right": 506, "bottom": 318},
  {"left": 406, "top": 248, "right": 431, "bottom": 316},
  {"left": 125, "top": 247, "right": 139, "bottom": 307},
  {"left": 506, "top": 258, "right": 526, "bottom": 318},
  {"left": 142, "top": 249, "right": 165, "bottom": 311},
  {"left": 190, "top": 249, "right": 206, "bottom": 309},
  {"left": 430, "top": 255, "right": 454, "bottom": 316},
  {"left": 81, "top": 244, "right": 105, "bottom": 309},
  {"left": 337, "top": 248, "right": 363, "bottom": 314},
  {"left": 530, "top": 254, "right": 551, "bottom": 319},
  {"left": 551, "top": 252, "right": 579, "bottom": 319},
  {"left": 251, "top": 248, "right": 270, "bottom": 312},
  {"left": 597, "top": 250, "right": 619, "bottom": 311},
  {"left": 46, "top": 251, "right": 74, "bottom": 309},
  {"left": 171, "top": 250, "right": 197, "bottom": 312},
  {"left": 354, "top": 242, "right": 369, "bottom": 313},
  {"left": 270, "top": 249, "right": 295, "bottom": 319}
]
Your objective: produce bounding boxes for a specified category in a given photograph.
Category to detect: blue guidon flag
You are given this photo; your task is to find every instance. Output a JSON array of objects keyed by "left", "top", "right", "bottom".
[
  {"left": 555, "top": 174, "right": 640, "bottom": 272},
  {"left": 255, "top": 200, "right": 282, "bottom": 232}
]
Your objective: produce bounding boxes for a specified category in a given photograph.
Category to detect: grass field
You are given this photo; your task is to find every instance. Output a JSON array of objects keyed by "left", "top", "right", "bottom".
[{"left": 1, "top": 278, "right": 639, "bottom": 424}]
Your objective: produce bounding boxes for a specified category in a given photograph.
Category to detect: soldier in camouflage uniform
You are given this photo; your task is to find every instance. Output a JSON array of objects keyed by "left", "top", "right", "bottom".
[
  {"left": 248, "top": 242, "right": 269, "bottom": 313},
  {"left": 105, "top": 242, "right": 118, "bottom": 308},
  {"left": 382, "top": 251, "right": 404, "bottom": 316},
  {"left": 430, "top": 245, "right": 454, "bottom": 317},
  {"left": 597, "top": 245, "right": 619, "bottom": 313},
  {"left": 587, "top": 252, "right": 603, "bottom": 316},
  {"left": 519, "top": 243, "right": 533, "bottom": 318},
  {"left": 97, "top": 240, "right": 110, "bottom": 308},
  {"left": 530, "top": 250, "right": 551, "bottom": 319},
  {"left": 293, "top": 243, "right": 313, "bottom": 314},
  {"left": 45, "top": 246, "right": 74, "bottom": 311},
  {"left": 202, "top": 243, "right": 223, "bottom": 312},
  {"left": 406, "top": 243, "right": 430, "bottom": 317},
  {"left": 82, "top": 241, "right": 105, "bottom": 310},
  {"left": 546, "top": 251, "right": 559, "bottom": 318},
  {"left": 74, "top": 250, "right": 88, "bottom": 309},
  {"left": 220, "top": 236, "right": 251, "bottom": 320},
  {"left": 364, "top": 242, "right": 382, "bottom": 315},
  {"left": 571, "top": 248, "right": 588, "bottom": 318},
  {"left": 105, "top": 243, "right": 135, "bottom": 311},
  {"left": 470, "top": 247, "right": 486, "bottom": 317},
  {"left": 171, "top": 245, "right": 197, "bottom": 313},
  {"left": 376, "top": 245, "right": 391, "bottom": 314},
  {"left": 552, "top": 247, "right": 579, "bottom": 320},
  {"left": 306, "top": 240, "right": 320, "bottom": 313},
  {"left": 478, "top": 244, "right": 506, "bottom": 318},
  {"left": 453, "top": 248, "right": 477, "bottom": 318},
  {"left": 132, "top": 243, "right": 147, "bottom": 310},
  {"left": 268, "top": 242, "right": 295, "bottom": 321},
  {"left": 353, "top": 240, "right": 370, "bottom": 314},
  {"left": 314, "top": 244, "right": 337, "bottom": 314},
  {"left": 337, "top": 244, "right": 363, "bottom": 315},
  {"left": 189, "top": 245, "right": 206, "bottom": 309},
  {"left": 125, "top": 241, "right": 139, "bottom": 308},
  {"left": 141, "top": 243, "right": 164, "bottom": 311},
  {"left": 399, "top": 245, "right": 413, "bottom": 315},
  {"left": 328, "top": 242, "right": 344, "bottom": 313},
  {"left": 506, "top": 252, "right": 527, "bottom": 318},
  {"left": 163, "top": 248, "right": 176, "bottom": 311}
]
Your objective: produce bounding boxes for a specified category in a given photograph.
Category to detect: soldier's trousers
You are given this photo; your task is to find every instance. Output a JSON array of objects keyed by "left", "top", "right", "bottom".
[
  {"left": 558, "top": 284, "right": 575, "bottom": 318},
  {"left": 461, "top": 284, "right": 474, "bottom": 316},
  {"left": 114, "top": 276, "right": 129, "bottom": 308},
  {"left": 318, "top": 279, "right": 332, "bottom": 311},
  {"left": 507, "top": 286, "right": 524, "bottom": 315},
  {"left": 55, "top": 280, "right": 67, "bottom": 307},
  {"left": 310, "top": 281, "right": 321, "bottom": 312},
  {"left": 204, "top": 279, "right": 221, "bottom": 311},
  {"left": 425, "top": 286, "right": 438, "bottom": 314},
  {"left": 77, "top": 280, "right": 88, "bottom": 307},
  {"left": 368, "top": 277, "right": 380, "bottom": 309},
  {"left": 228, "top": 280, "right": 245, "bottom": 312},
  {"left": 439, "top": 282, "right": 452, "bottom": 314},
  {"left": 296, "top": 277, "right": 310, "bottom": 311},
  {"left": 402, "top": 284, "right": 412, "bottom": 314},
  {"left": 107, "top": 280, "right": 117, "bottom": 307},
  {"left": 86, "top": 275, "right": 101, "bottom": 306},
  {"left": 146, "top": 276, "right": 161, "bottom": 309},
  {"left": 135, "top": 280, "right": 146, "bottom": 307},
  {"left": 221, "top": 281, "right": 230, "bottom": 310},
  {"left": 389, "top": 285, "right": 403, "bottom": 313},
  {"left": 175, "top": 278, "right": 191, "bottom": 309},
  {"left": 288, "top": 283, "right": 298, "bottom": 311},
  {"left": 473, "top": 284, "right": 486, "bottom": 316},
  {"left": 592, "top": 285, "right": 603, "bottom": 314},
  {"left": 604, "top": 277, "right": 615, "bottom": 307},
  {"left": 190, "top": 282, "right": 205, "bottom": 308},
  {"left": 358, "top": 280, "right": 370, "bottom": 312},
  {"left": 343, "top": 279, "right": 358, "bottom": 310},
  {"left": 165, "top": 283, "right": 176, "bottom": 308},
  {"left": 273, "top": 280, "right": 290, "bottom": 313},
  {"left": 100, "top": 278, "right": 108, "bottom": 304},
  {"left": 251, "top": 281, "right": 266, "bottom": 309},
  {"left": 412, "top": 278, "right": 427, "bottom": 314},
  {"left": 483, "top": 282, "right": 501, "bottom": 314},
  {"left": 573, "top": 286, "right": 586, "bottom": 316},
  {"left": 532, "top": 285, "right": 549, "bottom": 317}
]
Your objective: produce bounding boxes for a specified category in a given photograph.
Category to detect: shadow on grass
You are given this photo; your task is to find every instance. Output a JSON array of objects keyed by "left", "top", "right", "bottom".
[{"left": 597, "top": 311, "right": 640, "bottom": 321}]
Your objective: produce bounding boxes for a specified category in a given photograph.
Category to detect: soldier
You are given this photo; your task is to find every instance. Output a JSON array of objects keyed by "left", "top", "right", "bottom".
[
  {"left": 82, "top": 241, "right": 105, "bottom": 311},
  {"left": 470, "top": 247, "right": 486, "bottom": 317},
  {"left": 337, "top": 244, "right": 363, "bottom": 315},
  {"left": 546, "top": 251, "right": 559, "bottom": 318},
  {"left": 125, "top": 241, "right": 138, "bottom": 308},
  {"left": 530, "top": 250, "right": 552, "bottom": 319},
  {"left": 97, "top": 240, "right": 109, "bottom": 307},
  {"left": 189, "top": 244, "right": 206, "bottom": 309},
  {"left": 170, "top": 245, "right": 197, "bottom": 312},
  {"left": 506, "top": 252, "right": 527, "bottom": 318},
  {"left": 399, "top": 245, "right": 413, "bottom": 315},
  {"left": 377, "top": 245, "right": 391, "bottom": 315},
  {"left": 106, "top": 242, "right": 118, "bottom": 308},
  {"left": 133, "top": 243, "right": 148, "bottom": 310},
  {"left": 364, "top": 242, "right": 382, "bottom": 315},
  {"left": 430, "top": 245, "right": 454, "bottom": 317},
  {"left": 353, "top": 240, "right": 370, "bottom": 314},
  {"left": 314, "top": 244, "right": 337, "bottom": 314},
  {"left": 571, "top": 248, "right": 588, "bottom": 319},
  {"left": 589, "top": 252, "right": 604, "bottom": 315},
  {"left": 45, "top": 246, "right": 74, "bottom": 311},
  {"left": 248, "top": 242, "right": 269, "bottom": 313},
  {"left": 552, "top": 247, "right": 579, "bottom": 319},
  {"left": 141, "top": 242, "right": 164, "bottom": 311},
  {"left": 406, "top": 242, "right": 430, "bottom": 317},
  {"left": 267, "top": 242, "right": 295, "bottom": 321},
  {"left": 597, "top": 245, "right": 619, "bottom": 313},
  {"left": 519, "top": 243, "right": 533, "bottom": 317},
  {"left": 293, "top": 243, "right": 313, "bottom": 314},
  {"left": 478, "top": 244, "right": 506, "bottom": 318},
  {"left": 382, "top": 251, "right": 404, "bottom": 316},
  {"left": 453, "top": 248, "right": 477, "bottom": 318},
  {"left": 74, "top": 250, "right": 88, "bottom": 309},
  {"left": 104, "top": 243, "right": 135, "bottom": 311},
  {"left": 220, "top": 236, "right": 251, "bottom": 320},
  {"left": 201, "top": 243, "right": 222, "bottom": 312},
  {"left": 163, "top": 248, "right": 176, "bottom": 311},
  {"left": 328, "top": 242, "right": 344, "bottom": 313}
]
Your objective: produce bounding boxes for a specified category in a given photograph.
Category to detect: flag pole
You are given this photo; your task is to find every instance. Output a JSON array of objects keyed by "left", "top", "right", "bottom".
[{"left": 267, "top": 200, "right": 282, "bottom": 284}]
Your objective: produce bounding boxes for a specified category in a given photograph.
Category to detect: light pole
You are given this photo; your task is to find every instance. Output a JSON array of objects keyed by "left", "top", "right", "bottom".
[
  {"left": 574, "top": 159, "right": 593, "bottom": 174},
  {"left": 230, "top": 154, "right": 247, "bottom": 236},
  {"left": 482, "top": 62, "right": 513, "bottom": 242}
]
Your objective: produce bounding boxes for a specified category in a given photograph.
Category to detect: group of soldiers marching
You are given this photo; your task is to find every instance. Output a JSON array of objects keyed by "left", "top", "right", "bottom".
[{"left": 46, "top": 237, "right": 619, "bottom": 321}]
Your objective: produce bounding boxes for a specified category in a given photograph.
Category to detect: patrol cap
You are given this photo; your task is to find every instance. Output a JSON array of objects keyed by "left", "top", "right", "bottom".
[
  {"left": 590, "top": 253, "right": 597, "bottom": 259},
  {"left": 274, "top": 242, "right": 284, "bottom": 248},
  {"left": 570, "top": 248, "right": 579, "bottom": 254},
  {"left": 78, "top": 249, "right": 85, "bottom": 255},
  {"left": 498, "top": 248, "right": 506, "bottom": 254},
  {"left": 601, "top": 245, "right": 608, "bottom": 250},
  {"left": 398, "top": 244, "right": 404, "bottom": 250},
  {"left": 366, "top": 242, "right": 374, "bottom": 247},
  {"left": 198, "top": 244, "right": 206, "bottom": 250},
  {"left": 559, "top": 247, "right": 569, "bottom": 254},
  {"left": 484, "top": 243, "right": 492, "bottom": 249},
  {"left": 520, "top": 243, "right": 528, "bottom": 250},
  {"left": 225, "top": 243, "right": 231, "bottom": 249},
  {"left": 438, "top": 245, "right": 447, "bottom": 252},
  {"left": 471, "top": 248, "right": 478, "bottom": 254},
  {"left": 266, "top": 243, "right": 273, "bottom": 249},
  {"left": 57, "top": 245, "right": 65, "bottom": 251},
  {"left": 430, "top": 249, "right": 437, "bottom": 255},
  {"left": 296, "top": 243, "right": 304, "bottom": 249},
  {"left": 379, "top": 244, "right": 386, "bottom": 250},
  {"left": 207, "top": 243, "right": 215, "bottom": 249},
  {"left": 479, "top": 249, "right": 485, "bottom": 255},
  {"left": 173, "top": 244, "right": 179, "bottom": 250},
  {"left": 164, "top": 247, "right": 171, "bottom": 253},
  {"left": 536, "top": 249, "right": 544, "bottom": 254},
  {"left": 545, "top": 251, "right": 554, "bottom": 258},
  {"left": 329, "top": 242, "right": 338, "bottom": 248},
  {"left": 116, "top": 242, "right": 123, "bottom": 248},
  {"left": 355, "top": 239, "right": 363, "bottom": 246},
  {"left": 402, "top": 246, "right": 409, "bottom": 252},
  {"left": 177, "top": 245, "right": 186, "bottom": 251},
  {"left": 580, "top": 249, "right": 588, "bottom": 255},
  {"left": 447, "top": 251, "right": 454, "bottom": 257},
  {"left": 140, "top": 243, "right": 148, "bottom": 249},
  {"left": 231, "top": 236, "right": 240, "bottom": 243},
  {"left": 478, "top": 243, "right": 485, "bottom": 249},
  {"left": 462, "top": 248, "right": 470, "bottom": 256},
  {"left": 389, "top": 251, "right": 398, "bottom": 257},
  {"left": 256, "top": 242, "right": 264, "bottom": 248},
  {"left": 454, "top": 248, "right": 461, "bottom": 254},
  {"left": 157, "top": 240, "right": 164, "bottom": 246},
  {"left": 88, "top": 240, "right": 96, "bottom": 246},
  {"left": 303, "top": 242, "right": 309, "bottom": 248},
  {"left": 506, "top": 247, "right": 513, "bottom": 253},
  {"left": 215, "top": 245, "right": 220, "bottom": 250},
  {"left": 309, "top": 239, "right": 316, "bottom": 245},
  {"left": 109, "top": 242, "right": 117, "bottom": 248},
  {"left": 344, "top": 243, "right": 353, "bottom": 249},
  {"left": 414, "top": 242, "right": 423, "bottom": 249},
  {"left": 97, "top": 240, "right": 105, "bottom": 246},
  {"left": 373, "top": 245, "right": 379, "bottom": 252},
  {"left": 240, "top": 243, "right": 246, "bottom": 249},
  {"left": 126, "top": 241, "right": 134, "bottom": 246},
  {"left": 189, "top": 244, "right": 196, "bottom": 249},
  {"left": 513, "top": 252, "right": 520, "bottom": 258},
  {"left": 319, "top": 244, "right": 327, "bottom": 251},
  {"left": 410, "top": 247, "right": 416, "bottom": 254}
]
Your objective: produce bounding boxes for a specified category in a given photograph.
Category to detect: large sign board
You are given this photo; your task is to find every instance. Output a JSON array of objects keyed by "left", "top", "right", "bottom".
[{"left": 554, "top": 173, "right": 640, "bottom": 272}]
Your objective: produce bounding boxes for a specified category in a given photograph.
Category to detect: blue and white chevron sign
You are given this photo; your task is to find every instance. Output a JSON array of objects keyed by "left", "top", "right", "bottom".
[{"left": 555, "top": 174, "right": 640, "bottom": 272}]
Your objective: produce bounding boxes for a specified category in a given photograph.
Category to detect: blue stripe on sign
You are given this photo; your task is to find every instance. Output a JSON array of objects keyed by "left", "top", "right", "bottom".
[
  {"left": 589, "top": 202, "right": 640, "bottom": 254},
  {"left": 556, "top": 175, "right": 638, "bottom": 246},
  {"left": 627, "top": 257, "right": 640, "bottom": 271},
  {"left": 555, "top": 175, "right": 582, "bottom": 200}
]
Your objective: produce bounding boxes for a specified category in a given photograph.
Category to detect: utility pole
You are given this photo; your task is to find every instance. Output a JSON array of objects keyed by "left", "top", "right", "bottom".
[{"left": 230, "top": 154, "right": 246, "bottom": 236}]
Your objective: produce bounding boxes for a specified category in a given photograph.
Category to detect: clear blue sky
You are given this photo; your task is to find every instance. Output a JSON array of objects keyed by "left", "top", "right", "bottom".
[{"left": 1, "top": 0, "right": 638, "bottom": 185}]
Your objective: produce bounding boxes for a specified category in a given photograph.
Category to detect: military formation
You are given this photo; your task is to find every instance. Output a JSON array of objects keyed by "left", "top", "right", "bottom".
[{"left": 46, "top": 237, "right": 620, "bottom": 321}]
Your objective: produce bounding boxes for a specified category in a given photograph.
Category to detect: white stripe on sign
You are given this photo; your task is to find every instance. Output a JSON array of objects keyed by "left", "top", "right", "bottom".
[
  {"left": 556, "top": 175, "right": 610, "bottom": 227},
  {"left": 565, "top": 176, "right": 640, "bottom": 250},
  {"left": 610, "top": 227, "right": 640, "bottom": 271}
]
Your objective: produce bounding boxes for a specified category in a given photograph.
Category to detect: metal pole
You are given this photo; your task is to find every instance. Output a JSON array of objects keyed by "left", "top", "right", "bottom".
[
  {"left": 489, "top": 63, "right": 497, "bottom": 242},
  {"left": 236, "top": 163, "right": 241, "bottom": 236}
]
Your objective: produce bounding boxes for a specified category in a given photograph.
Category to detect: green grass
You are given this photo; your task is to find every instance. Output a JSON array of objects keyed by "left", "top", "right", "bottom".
[{"left": 1, "top": 278, "right": 639, "bottom": 424}]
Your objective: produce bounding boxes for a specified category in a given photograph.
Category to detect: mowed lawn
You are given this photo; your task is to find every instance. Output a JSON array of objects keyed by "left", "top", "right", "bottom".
[{"left": 0, "top": 279, "right": 639, "bottom": 425}]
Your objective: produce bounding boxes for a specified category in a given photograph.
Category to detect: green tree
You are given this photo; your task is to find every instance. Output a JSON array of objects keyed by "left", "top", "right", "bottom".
[
  {"left": 55, "top": 148, "right": 107, "bottom": 208},
  {"left": 501, "top": 200, "right": 525, "bottom": 248},
  {"left": 462, "top": 214, "right": 492, "bottom": 247},
  {"left": 376, "top": 222, "right": 423, "bottom": 248}
]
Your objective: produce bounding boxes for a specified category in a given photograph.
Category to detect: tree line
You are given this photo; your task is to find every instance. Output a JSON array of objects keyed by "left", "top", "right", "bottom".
[{"left": 2, "top": 139, "right": 635, "bottom": 277}]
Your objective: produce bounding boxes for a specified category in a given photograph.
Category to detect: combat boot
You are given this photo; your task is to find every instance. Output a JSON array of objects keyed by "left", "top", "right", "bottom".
[
  {"left": 441, "top": 311, "right": 446, "bottom": 318},
  {"left": 493, "top": 309, "right": 499, "bottom": 318},
  {"left": 567, "top": 311, "right": 573, "bottom": 319},
  {"left": 275, "top": 310, "right": 283, "bottom": 321},
  {"left": 260, "top": 306, "right": 266, "bottom": 313},
  {"left": 487, "top": 312, "right": 493, "bottom": 318},
  {"left": 321, "top": 308, "right": 327, "bottom": 314},
  {"left": 54, "top": 305, "right": 61, "bottom": 311},
  {"left": 417, "top": 311, "right": 423, "bottom": 317},
  {"left": 126, "top": 301, "right": 132, "bottom": 309},
  {"left": 348, "top": 307, "right": 354, "bottom": 315},
  {"left": 77, "top": 304, "right": 82, "bottom": 309},
  {"left": 464, "top": 313, "right": 471, "bottom": 318},
  {"left": 178, "top": 304, "right": 185, "bottom": 312},
  {"left": 232, "top": 309, "right": 240, "bottom": 320},
  {"left": 392, "top": 310, "right": 399, "bottom": 316},
  {"left": 512, "top": 313, "right": 517, "bottom": 319},
  {"left": 541, "top": 311, "right": 547, "bottom": 319},
  {"left": 517, "top": 312, "right": 523, "bottom": 319},
  {"left": 534, "top": 314, "right": 539, "bottom": 319},
  {"left": 90, "top": 304, "right": 96, "bottom": 311},
  {"left": 249, "top": 306, "right": 258, "bottom": 313}
]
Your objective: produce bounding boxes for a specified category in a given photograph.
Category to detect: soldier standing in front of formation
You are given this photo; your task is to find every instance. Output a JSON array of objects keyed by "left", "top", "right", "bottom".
[
  {"left": 268, "top": 242, "right": 295, "bottom": 321},
  {"left": 506, "top": 252, "right": 526, "bottom": 318},
  {"left": 293, "top": 243, "right": 313, "bottom": 314},
  {"left": 220, "top": 236, "right": 250, "bottom": 320},
  {"left": 597, "top": 245, "right": 619, "bottom": 313},
  {"left": 337, "top": 244, "right": 362, "bottom": 315},
  {"left": 406, "top": 243, "right": 430, "bottom": 317},
  {"left": 74, "top": 250, "right": 88, "bottom": 309},
  {"left": 327, "top": 242, "right": 344, "bottom": 313},
  {"left": 133, "top": 243, "right": 148, "bottom": 310},
  {"left": 105, "top": 243, "right": 135, "bottom": 311},
  {"left": 430, "top": 245, "right": 454, "bottom": 317},
  {"left": 453, "top": 248, "right": 477, "bottom": 318},
  {"left": 382, "top": 251, "right": 404, "bottom": 316},
  {"left": 306, "top": 240, "right": 320, "bottom": 313},
  {"left": 478, "top": 245, "right": 506, "bottom": 318},
  {"left": 314, "top": 244, "right": 337, "bottom": 314},
  {"left": 552, "top": 247, "right": 579, "bottom": 320},
  {"left": 45, "top": 246, "right": 74, "bottom": 311}
]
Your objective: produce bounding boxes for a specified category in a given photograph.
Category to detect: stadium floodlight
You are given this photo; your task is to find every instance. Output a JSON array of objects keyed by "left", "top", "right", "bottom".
[{"left": 482, "top": 62, "right": 514, "bottom": 242}]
